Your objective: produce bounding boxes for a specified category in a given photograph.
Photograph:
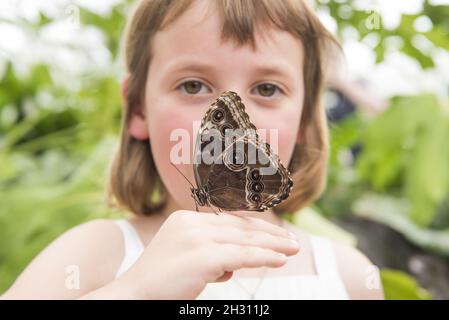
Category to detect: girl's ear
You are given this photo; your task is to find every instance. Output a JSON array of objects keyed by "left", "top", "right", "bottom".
[
  {"left": 129, "top": 108, "right": 149, "bottom": 140},
  {"left": 122, "top": 75, "right": 149, "bottom": 140}
]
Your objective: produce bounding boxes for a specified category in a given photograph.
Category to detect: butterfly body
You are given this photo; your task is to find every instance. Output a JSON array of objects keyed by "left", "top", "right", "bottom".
[
  {"left": 190, "top": 185, "right": 209, "bottom": 207},
  {"left": 191, "top": 91, "right": 293, "bottom": 212}
]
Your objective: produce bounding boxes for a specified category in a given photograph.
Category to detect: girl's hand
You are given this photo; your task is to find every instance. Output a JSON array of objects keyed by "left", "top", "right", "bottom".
[{"left": 111, "top": 210, "right": 300, "bottom": 299}]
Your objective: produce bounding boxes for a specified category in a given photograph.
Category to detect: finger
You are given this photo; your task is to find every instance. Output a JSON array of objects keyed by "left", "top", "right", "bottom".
[
  {"left": 218, "top": 244, "right": 288, "bottom": 271},
  {"left": 215, "top": 271, "right": 233, "bottom": 282},
  {"left": 210, "top": 226, "right": 300, "bottom": 256}
]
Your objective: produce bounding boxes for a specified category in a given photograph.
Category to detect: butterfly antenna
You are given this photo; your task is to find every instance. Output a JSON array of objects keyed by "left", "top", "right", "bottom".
[{"left": 170, "top": 162, "right": 195, "bottom": 188}]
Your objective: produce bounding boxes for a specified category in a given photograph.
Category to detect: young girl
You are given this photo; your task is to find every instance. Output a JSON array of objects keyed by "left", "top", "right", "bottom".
[{"left": 2, "top": 0, "right": 383, "bottom": 299}]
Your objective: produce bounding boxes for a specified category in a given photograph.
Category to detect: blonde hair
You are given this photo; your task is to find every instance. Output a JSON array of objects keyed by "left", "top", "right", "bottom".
[{"left": 109, "top": 0, "right": 338, "bottom": 215}]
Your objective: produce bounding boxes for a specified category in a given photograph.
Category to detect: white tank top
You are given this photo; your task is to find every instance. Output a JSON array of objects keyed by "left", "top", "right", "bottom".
[{"left": 113, "top": 219, "right": 349, "bottom": 300}]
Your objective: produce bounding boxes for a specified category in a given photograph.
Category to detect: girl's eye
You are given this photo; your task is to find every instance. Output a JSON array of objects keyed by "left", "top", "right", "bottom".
[
  {"left": 253, "top": 83, "right": 283, "bottom": 97},
  {"left": 177, "top": 80, "right": 209, "bottom": 95}
]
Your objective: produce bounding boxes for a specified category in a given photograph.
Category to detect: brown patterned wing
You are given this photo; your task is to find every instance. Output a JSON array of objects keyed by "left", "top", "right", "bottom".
[
  {"left": 194, "top": 91, "right": 256, "bottom": 188},
  {"left": 207, "top": 138, "right": 293, "bottom": 211},
  {"left": 193, "top": 91, "right": 293, "bottom": 211}
]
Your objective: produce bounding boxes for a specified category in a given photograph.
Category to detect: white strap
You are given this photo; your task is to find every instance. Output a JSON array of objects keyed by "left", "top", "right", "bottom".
[
  {"left": 310, "top": 235, "right": 339, "bottom": 277},
  {"left": 310, "top": 235, "right": 350, "bottom": 299},
  {"left": 114, "top": 219, "right": 145, "bottom": 278}
]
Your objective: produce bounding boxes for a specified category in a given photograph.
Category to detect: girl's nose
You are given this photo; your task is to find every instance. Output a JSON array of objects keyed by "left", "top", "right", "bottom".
[{"left": 230, "top": 93, "right": 261, "bottom": 126}]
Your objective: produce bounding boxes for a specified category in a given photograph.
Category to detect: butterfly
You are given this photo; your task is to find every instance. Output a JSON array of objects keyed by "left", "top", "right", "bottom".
[{"left": 173, "top": 91, "right": 293, "bottom": 213}]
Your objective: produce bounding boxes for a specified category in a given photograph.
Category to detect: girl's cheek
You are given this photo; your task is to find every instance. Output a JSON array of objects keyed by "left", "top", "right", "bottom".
[
  {"left": 258, "top": 109, "right": 301, "bottom": 166},
  {"left": 149, "top": 109, "right": 195, "bottom": 159},
  {"left": 273, "top": 126, "right": 298, "bottom": 166},
  {"left": 147, "top": 105, "right": 199, "bottom": 195}
]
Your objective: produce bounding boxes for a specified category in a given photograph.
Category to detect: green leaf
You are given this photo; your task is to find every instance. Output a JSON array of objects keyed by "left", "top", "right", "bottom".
[
  {"left": 406, "top": 113, "right": 449, "bottom": 226},
  {"left": 356, "top": 94, "right": 449, "bottom": 226},
  {"left": 424, "top": 26, "right": 449, "bottom": 50},
  {"left": 401, "top": 42, "right": 434, "bottom": 69}
]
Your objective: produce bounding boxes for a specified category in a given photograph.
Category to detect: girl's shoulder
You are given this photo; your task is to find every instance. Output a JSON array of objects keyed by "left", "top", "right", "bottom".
[
  {"left": 283, "top": 221, "right": 384, "bottom": 299},
  {"left": 41, "top": 218, "right": 126, "bottom": 285},
  {"left": 331, "top": 239, "right": 384, "bottom": 299}
]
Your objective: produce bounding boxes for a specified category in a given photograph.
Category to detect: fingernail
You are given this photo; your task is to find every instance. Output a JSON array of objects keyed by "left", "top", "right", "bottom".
[
  {"left": 277, "top": 253, "right": 287, "bottom": 259},
  {"left": 288, "top": 232, "right": 297, "bottom": 239}
]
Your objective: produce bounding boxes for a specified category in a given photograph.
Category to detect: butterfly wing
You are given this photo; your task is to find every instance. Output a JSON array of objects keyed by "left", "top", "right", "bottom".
[
  {"left": 193, "top": 91, "right": 293, "bottom": 211},
  {"left": 207, "top": 138, "right": 293, "bottom": 211}
]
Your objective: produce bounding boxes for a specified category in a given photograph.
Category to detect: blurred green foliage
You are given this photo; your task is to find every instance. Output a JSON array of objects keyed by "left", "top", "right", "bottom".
[
  {"left": 317, "top": 0, "right": 449, "bottom": 68},
  {"left": 357, "top": 95, "right": 449, "bottom": 227},
  {"left": 0, "top": 2, "right": 129, "bottom": 292},
  {"left": 315, "top": 0, "right": 449, "bottom": 300},
  {"left": 381, "top": 269, "right": 432, "bottom": 300}
]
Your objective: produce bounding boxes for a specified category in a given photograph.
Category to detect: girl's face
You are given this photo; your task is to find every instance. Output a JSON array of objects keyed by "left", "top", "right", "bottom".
[{"left": 131, "top": 0, "right": 304, "bottom": 212}]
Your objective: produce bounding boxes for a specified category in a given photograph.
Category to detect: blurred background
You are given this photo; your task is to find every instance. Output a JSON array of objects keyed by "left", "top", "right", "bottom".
[{"left": 0, "top": 0, "right": 448, "bottom": 299}]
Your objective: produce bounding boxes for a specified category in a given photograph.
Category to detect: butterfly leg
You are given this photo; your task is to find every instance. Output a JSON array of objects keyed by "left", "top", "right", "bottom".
[
  {"left": 209, "top": 205, "right": 219, "bottom": 215},
  {"left": 208, "top": 202, "right": 220, "bottom": 215}
]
